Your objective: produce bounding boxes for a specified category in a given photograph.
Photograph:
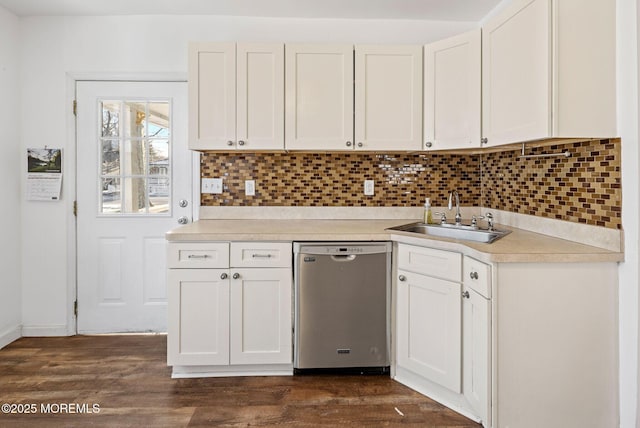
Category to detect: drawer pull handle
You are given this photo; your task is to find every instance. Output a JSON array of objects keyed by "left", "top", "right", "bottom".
[
  {"left": 252, "top": 254, "right": 273, "bottom": 258},
  {"left": 220, "top": 273, "right": 228, "bottom": 280},
  {"left": 462, "top": 291, "right": 470, "bottom": 299},
  {"left": 232, "top": 273, "right": 240, "bottom": 280},
  {"left": 188, "top": 255, "right": 209, "bottom": 259},
  {"left": 470, "top": 271, "right": 479, "bottom": 280}
]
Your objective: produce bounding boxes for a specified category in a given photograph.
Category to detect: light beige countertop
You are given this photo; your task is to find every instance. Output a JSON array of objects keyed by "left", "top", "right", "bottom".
[{"left": 166, "top": 219, "right": 624, "bottom": 264}]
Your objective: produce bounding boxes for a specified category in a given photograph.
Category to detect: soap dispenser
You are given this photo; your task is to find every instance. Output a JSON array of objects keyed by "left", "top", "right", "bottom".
[{"left": 424, "top": 198, "right": 433, "bottom": 224}]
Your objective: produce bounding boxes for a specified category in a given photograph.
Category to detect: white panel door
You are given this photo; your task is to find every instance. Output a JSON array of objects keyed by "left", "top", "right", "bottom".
[
  {"left": 482, "top": 0, "right": 551, "bottom": 146},
  {"left": 396, "top": 269, "right": 462, "bottom": 392},
  {"left": 285, "top": 44, "right": 354, "bottom": 150},
  {"left": 167, "top": 269, "right": 230, "bottom": 366},
  {"left": 355, "top": 45, "right": 423, "bottom": 151},
  {"left": 236, "top": 43, "right": 284, "bottom": 150},
  {"left": 76, "top": 81, "right": 193, "bottom": 333},
  {"left": 424, "top": 29, "right": 481, "bottom": 151},
  {"left": 463, "top": 286, "right": 491, "bottom": 425},
  {"left": 188, "top": 42, "right": 236, "bottom": 150},
  {"left": 229, "top": 268, "right": 292, "bottom": 365}
]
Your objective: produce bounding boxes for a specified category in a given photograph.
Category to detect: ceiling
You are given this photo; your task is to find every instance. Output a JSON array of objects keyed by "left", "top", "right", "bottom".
[{"left": 0, "top": 0, "right": 502, "bottom": 21}]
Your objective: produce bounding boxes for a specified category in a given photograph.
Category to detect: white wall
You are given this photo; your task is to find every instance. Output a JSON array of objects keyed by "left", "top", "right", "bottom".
[
  {"left": 0, "top": 5, "right": 22, "bottom": 348},
  {"left": 619, "top": 0, "right": 640, "bottom": 427},
  {"left": 18, "top": 15, "right": 476, "bottom": 334}
]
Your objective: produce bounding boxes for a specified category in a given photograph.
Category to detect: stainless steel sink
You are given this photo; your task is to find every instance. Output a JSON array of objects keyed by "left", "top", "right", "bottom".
[{"left": 388, "top": 222, "right": 511, "bottom": 244}]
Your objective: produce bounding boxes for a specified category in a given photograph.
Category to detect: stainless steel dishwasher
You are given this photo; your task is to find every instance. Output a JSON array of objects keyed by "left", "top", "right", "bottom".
[{"left": 293, "top": 242, "right": 391, "bottom": 374}]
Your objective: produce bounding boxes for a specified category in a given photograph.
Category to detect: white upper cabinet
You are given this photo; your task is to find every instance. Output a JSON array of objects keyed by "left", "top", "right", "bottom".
[
  {"left": 189, "top": 42, "right": 284, "bottom": 150},
  {"left": 482, "top": 0, "right": 616, "bottom": 147},
  {"left": 355, "top": 45, "right": 423, "bottom": 151},
  {"left": 189, "top": 42, "right": 236, "bottom": 150},
  {"left": 236, "top": 44, "right": 285, "bottom": 150},
  {"left": 286, "top": 44, "right": 422, "bottom": 151},
  {"left": 424, "top": 29, "right": 481, "bottom": 151},
  {"left": 285, "top": 44, "right": 354, "bottom": 150}
]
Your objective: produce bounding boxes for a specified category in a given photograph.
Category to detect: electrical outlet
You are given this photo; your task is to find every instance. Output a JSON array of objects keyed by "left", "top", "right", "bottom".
[
  {"left": 364, "top": 180, "right": 374, "bottom": 196},
  {"left": 245, "top": 180, "right": 256, "bottom": 196},
  {"left": 202, "top": 178, "right": 223, "bottom": 194}
]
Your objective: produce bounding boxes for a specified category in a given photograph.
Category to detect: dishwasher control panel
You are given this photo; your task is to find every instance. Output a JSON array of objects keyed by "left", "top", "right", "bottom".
[{"left": 294, "top": 242, "right": 391, "bottom": 256}]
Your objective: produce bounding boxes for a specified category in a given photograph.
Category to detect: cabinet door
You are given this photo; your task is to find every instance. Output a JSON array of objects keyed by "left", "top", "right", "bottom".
[
  {"left": 229, "top": 268, "right": 292, "bottom": 365},
  {"left": 188, "top": 42, "right": 236, "bottom": 150},
  {"left": 463, "top": 286, "right": 491, "bottom": 426},
  {"left": 482, "top": 0, "right": 551, "bottom": 147},
  {"left": 236, "top": 44, "right": 284, "bottom": 150},
  {"left": 167, "top": 269, "right": 230, "bottom": 366},
  {"left": 285, "top": 44, "right": 354, "bottom": 150},
  {"left": 355, "top": 45, "right": 422, "bottom": 151},
  {"left": 424, "top": 30, "right": 481, "bottom": 151},
  {"left": 396, "top": 269, "right": 462, "bottom": 392}
]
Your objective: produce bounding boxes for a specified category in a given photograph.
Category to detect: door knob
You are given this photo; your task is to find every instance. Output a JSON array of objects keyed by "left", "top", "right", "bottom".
[{"left": 177, "top": 216, "right": 189, "bottom": 225}]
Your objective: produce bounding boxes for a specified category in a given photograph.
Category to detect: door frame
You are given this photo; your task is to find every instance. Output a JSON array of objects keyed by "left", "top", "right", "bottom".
[{"left": 66, "top": 72, "right": 201, "bottom": 334}]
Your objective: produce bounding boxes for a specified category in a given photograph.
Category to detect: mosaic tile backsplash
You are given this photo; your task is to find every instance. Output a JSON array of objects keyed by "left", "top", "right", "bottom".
[{"left": 200, "top": 138, "right": 621, "bottom": 229}]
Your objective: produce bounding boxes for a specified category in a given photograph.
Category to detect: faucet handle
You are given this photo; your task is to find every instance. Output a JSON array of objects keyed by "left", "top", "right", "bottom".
[
  {"left": 433, "top": 212, "right": 447, "bottom": 224},
  {"left": 485, "top": 212, "right": 494, "bottom": 231},
  {"left": 470, "top": 215, "right": 485, "bottom": 228}
]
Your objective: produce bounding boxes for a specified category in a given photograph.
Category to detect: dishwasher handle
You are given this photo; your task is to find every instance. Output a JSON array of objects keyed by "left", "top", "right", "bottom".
[{"left": 330, "top": 254, "right": 357, "bottom": 262}]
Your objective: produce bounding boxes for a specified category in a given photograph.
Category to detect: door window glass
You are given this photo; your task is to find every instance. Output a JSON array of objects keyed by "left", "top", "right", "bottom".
[{"left": 99, "top": 100, "right": 171, "bottom": 214}]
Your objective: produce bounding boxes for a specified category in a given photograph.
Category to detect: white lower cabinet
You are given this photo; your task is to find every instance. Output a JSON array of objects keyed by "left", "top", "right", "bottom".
[
  {"left": 462, "top": 256, "right": 491, "bottom": 427},
  {"left": 394, "top": 244, "right": 489, "bottom": 426},
  {"left": 396, "top": 269, "right": 461, "bottom": 392},
  {"left": 229, "top": 267, "right": 292, "bottom": 365},
  {"left": 168, "top": 268, "right": 230, "bottom": 366},
  {"left": 167, "top": 242, "right": 293, "bottom": 377}
]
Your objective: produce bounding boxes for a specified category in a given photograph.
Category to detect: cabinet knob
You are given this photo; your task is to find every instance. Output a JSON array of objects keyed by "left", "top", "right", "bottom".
[
  {"left": 227, "top": 140, "right": 234, "bottom": 146},
  {"left": 220, "top": 273, "right": 228, "bottom": 280},
  {"left": 346, "top": 141, "right": 352, "bottom": 147},
  {"left": 462, "top": 291, "right": 470, "bottom": 299},
  {"left": 481, "top": 137, "right": 488, "bottom": 145},
  {"left": 238, "top": 140, "right": 245, "bottom": 146},
  {"left": 232, "top": 273, "right": 240, "bottom": 279},
  {"left": 470, "top": 271, "right": 479, "bottom": 280},
  {"left": 398, "top": 275, "right": 406, "bottom": 282},
  {"left": 177, "top": 216, "right": 189, "bottom": 225},
  {"left": 357, "top": 142, "right": 363, "bottom": 148},
  {"left": 425, "top": 141, "right": 433, "bottom": 148}
]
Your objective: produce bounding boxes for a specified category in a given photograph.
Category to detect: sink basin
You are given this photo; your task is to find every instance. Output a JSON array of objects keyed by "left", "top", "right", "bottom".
[{"left": 388, "top": 222, "right": 511, "bottom": 244}]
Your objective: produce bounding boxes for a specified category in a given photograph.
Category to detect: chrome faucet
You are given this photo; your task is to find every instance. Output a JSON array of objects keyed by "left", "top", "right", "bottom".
[{"left": 448, "top": 190, "right": 462, "bottom": 226}]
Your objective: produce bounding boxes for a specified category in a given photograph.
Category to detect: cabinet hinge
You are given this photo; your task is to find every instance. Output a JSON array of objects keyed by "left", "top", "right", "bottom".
[
  {"left": 72, "top": 100, "right": 77, "bottom": 116},
  {"left": 73, "top": 200, "right": 78, "bottom": 217},
  {"left": 73, "top": 300, "right": 78, "bottom": 317}
]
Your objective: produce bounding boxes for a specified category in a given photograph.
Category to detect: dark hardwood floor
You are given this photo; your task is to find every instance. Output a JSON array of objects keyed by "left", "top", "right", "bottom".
[{"left": 0, "top": 335, "right": 482, "bottom": 427}]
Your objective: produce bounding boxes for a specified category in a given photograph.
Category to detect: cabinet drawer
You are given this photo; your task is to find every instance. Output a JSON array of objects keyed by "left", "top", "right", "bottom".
[
  {"left": 167, "top": 243, "right": 230, "bottom": 269},
  {"left": 397, "top": 244, "right": 461, "bottom": 282},
  {"left": 463, "top": 256, "right": 491, "bottom": 299},
  {"left": 230, "top": 242, "right": 292, "bottom": 268}
]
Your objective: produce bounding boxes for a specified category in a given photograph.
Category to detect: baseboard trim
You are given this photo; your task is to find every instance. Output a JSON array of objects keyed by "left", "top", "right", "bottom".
[
  {"left": 0, "top": 324, "right": 22, "bottom": 349},
  {"left": 21, "top": 325, "right": 73, "bottom": 337}
]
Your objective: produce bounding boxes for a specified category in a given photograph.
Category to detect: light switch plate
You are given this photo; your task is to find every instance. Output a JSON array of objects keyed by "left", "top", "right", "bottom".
[
  {"left": 245, "top": 180, "right": 256, "bottom": 196},
  {"left": 202, "top": 178, "right": 223, "bottom": 194},
  {"left": 364, "top": 180, "right": 374, "bottom": 196}
]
